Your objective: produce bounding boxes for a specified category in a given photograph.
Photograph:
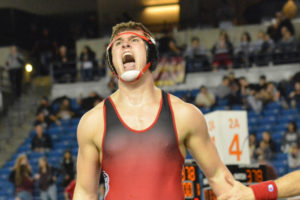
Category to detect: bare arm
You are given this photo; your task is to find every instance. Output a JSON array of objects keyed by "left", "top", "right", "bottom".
[
  {"left": 173, "top": 99, "right": 234, "bottom": 197},
  {"left": 218, "top": 170, "right": 300, "bottom": 200},
  {"left": 73, "top": 105, "right": 103, "bottom": 200},
  {"left": 275, "top": 170, "right": 300, "bottom": 198}
]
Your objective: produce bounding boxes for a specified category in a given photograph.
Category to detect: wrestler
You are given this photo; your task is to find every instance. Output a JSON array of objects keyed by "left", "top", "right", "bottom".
[{"left": 73, "top": 21, "right": 236, "bottom": 200}]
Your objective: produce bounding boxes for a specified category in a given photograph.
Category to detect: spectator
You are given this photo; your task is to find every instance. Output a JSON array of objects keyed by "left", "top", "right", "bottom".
[
  {"left": 267, "top": 18, "right": 281, "bottom": 43},
  {"left": 257, "top": 75, "right": 267, "bottom": 91},
  {"left": 276, "top": 11, "right": 295, "bottom": 37},
  {"left": 282, "top": 122, "right": 300, "bottom": 153},
  {"left": 6, "top": 45, "right": 25, "bottom": 98},
  {"left": 211, "top": 31, "right": 233, "bottom": 71},
  {"left": 253, "top": 32, "right": 275, "bottom": 65},
  {"left": 9, "top": 154, "right": 34, "bottom": 200},
  {"left": 262, "top": 131, "right": 277, "bottom": 153},
  {"left": 235, "top": 32, "right": 253, "bottom": 68},
  {"left": 247, "top": 87, "right": 263, "bottom": 114},
  {"left": 228, "top": 71, "right": 238, "bottom": 85},
  {"left": 34, "top": 111, "right": 51, "bottom": 130},
  {"left": 239, "top": 76, "right": 250, "bottom": 98},
  {"left": 96, "top": 43, "right": 108, "bottom": 79},
  {"left": 35, "top": 157, "right": 58, "bottom": 200},
  {"left": 261, "top": 82, "right": 280, "bottom": 105},
  {"left": 255, "top": 140, "right": 272, "bottom": 162},
  {"left": 157, "top": 29, "right": 181, "bottom": 57},
  {"left": 53, "top": 45, "right": 76, "bottom": 83},
  {"left": 249, "top": 133, "right": 258, "bottom": 162},
  {"left": 276, "top": 26, "right": 297, "bottom": 57},
  {"left": 79, "top": 46, "right": 96, "bottom": 81},
  {"left": 36, "top": 97, "right": 61, "bottom": 127},
  {"left": 288, "top": 144, "right": 300, "bottom": 170},
  {"left": 78, "top": 91, "right": 103, "bottom": 112},
  {"left": 183, "top": 36, "right": 209, "bottom": 72},
  {"left": 37, "top": 28, "right": 54, "bottom": 75},
  {"left": 215, "top": 76, "right": 231, "bottom": 100},
  {"left": 56, "top": 98, "right": 75, "bottom": 120},
  {"left": 228, "top": 81, "right": 243, "bottom": 106},
  {"left": 194, "top": 86, "right": 215, "bottom": 108},
  {"left": 31, "top": 125, "right": 52, "bottom": 152},
  {"left": 61, "top": 150, "right": 75, "bottom": 188},
  {"left": 289, "top": 81, "right": 300, "bottom": 108}
]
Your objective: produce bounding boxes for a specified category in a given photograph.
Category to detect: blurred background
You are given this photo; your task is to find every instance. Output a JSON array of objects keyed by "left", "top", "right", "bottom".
[{"left": 0, "top": 0, "right": 300, "bottom": 199}]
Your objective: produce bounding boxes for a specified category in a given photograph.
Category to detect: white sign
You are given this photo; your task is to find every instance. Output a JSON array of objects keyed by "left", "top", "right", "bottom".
[{"left": 205, "top": 111, "right": 250, "bottom": 165}]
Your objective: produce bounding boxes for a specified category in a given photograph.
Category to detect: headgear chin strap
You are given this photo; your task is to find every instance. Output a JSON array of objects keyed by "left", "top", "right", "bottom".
[
  {"left": 119, "top": 62, "right": 151, "bottom": 82},
  {"left": 106, "top": 31, "right": 158, "bottom": 83}
]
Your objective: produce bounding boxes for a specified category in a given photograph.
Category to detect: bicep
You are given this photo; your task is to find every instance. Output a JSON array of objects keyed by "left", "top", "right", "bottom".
[
  {"left": 76, "top": 143, "right": 101, "bottom": 192},
  {"left": 74, "top": 117, "right": 101, "bottom": 199},
  {"left": 185, "top": 107, "right": 233, "bottom": 196}
]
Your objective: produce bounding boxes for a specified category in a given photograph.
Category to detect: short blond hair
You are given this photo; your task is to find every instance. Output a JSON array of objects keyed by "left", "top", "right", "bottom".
[{"left": 110, "top": 21, "right": 153, "bottom": 42}]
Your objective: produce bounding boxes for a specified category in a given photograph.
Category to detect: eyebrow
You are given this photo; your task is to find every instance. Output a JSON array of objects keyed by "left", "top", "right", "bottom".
[{"left": 114, "top": 35, "right": 140, "bottom": 43}]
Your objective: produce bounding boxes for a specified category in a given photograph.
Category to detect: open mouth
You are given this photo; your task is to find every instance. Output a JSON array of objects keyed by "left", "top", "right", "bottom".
[{"left": 122, "top": 52, "right": 135, "bottom": 71}]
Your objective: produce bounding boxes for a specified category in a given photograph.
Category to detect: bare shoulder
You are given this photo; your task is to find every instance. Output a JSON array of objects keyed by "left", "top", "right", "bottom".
[
  {"left": 168, "top": 93, "right": 205, "bottom": 122},
  {"left": 77, "top": 100, "right": 105, "bottom": 143}
]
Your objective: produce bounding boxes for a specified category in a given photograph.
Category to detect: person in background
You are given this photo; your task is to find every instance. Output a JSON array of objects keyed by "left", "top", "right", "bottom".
[
  {"left": 276, "top": 26, "right": 297, "bottom": 60},
  {"left": 255, "top": 140, "right": 272, "bottom": 162},
  {"left": 262, "top": 131, "right": 276, "bottom": 153},
  {"left": 215, "top": 76, "right": 231, "bottom": 101},
  {"left": 249, "top": 133, "right": 258, "bottom": 162},
  {"left": 61, "top": 150, "right": 75, "bottom": 188},
  {"left": 183, "top": 36, "right": 209, "bottom": 72},
  {"left": 288, "top": 144, "right": 300, "bottom": 170},
  {"left": 53, "top": 45, "right": 76, "bottom": 83},
  {"left": 9, "top": 154, "right": 34, "bottom": 200},
  {"left": 31, "top": 125, "right": 53, "bottom": 152},
  {"left": 282, "top": 122, "right": 300, "bottom": 153},
  {"left": 157, "top": 29, "right": 181, "bottom": 57},
  {"left": 247, "top": 87, "right": 263, "bottom": 114},
  {"left": 211, "top": 31, "right": 234, "bottom": 71},
  {"left": 79, "top": 46, "right": 96, "bottom": 81},
  {"left": 194, "top": 86, "right": 215, "bottom": 109},
  {"left": 235, "top": 32, "right": 253, "bottom": 68},
  {"left": 289, "top": 81, "right": 300, "bottom": 108},
  {"left": 36, "top": 97, "right": 61, "bottom": 127},
  {"left": 56, "top": 98, "right": 75, "bottom": 121},
  {"left": 35, "top": 157, "right": 58, "bottom": 200},
  {"left": 6, "top": 45, "right": 25, "bottom": 98},
  {"left": 78, "top": 91, "right": 103, "bottom": 113}
]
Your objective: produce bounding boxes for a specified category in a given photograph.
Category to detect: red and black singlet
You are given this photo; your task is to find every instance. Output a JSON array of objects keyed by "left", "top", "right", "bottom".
[{"left": 101, "top": 91, "right": 185, "bottom": 200}]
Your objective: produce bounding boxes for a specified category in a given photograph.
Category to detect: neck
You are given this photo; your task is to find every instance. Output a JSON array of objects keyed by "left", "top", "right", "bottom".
[{"left": 114, "top": 71, "right": 159, "bottom": 106}]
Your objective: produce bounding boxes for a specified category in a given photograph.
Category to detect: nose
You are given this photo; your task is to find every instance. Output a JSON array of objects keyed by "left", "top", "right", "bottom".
[{"left": 122, "top": 41, "right": 130, "bottom": 48}]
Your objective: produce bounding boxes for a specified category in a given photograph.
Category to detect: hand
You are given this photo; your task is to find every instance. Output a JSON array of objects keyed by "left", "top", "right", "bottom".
[{"left": 218, "top": 176, "right": 255, "bottom": 200}]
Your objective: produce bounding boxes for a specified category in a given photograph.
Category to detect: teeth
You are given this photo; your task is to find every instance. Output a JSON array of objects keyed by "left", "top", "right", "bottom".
[{"left": 123, "top": 52, "right": 132, "bottom": 58}]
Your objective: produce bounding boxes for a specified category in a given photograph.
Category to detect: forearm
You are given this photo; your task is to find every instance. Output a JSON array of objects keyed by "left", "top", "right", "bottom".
[
  {"left": 73, "top": 184, "right": 98, "bottom": 200},
  {"left": 208, "top": 167, "right": 234, "bottom": 197},
  {"left": 275, "top": 170, "right": 300, "bottom": 198}
]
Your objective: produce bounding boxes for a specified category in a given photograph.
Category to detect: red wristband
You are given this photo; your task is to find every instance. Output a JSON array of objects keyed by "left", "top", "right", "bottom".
[{"left": 250, "top": 180, "right": 278, "bottom": 200}]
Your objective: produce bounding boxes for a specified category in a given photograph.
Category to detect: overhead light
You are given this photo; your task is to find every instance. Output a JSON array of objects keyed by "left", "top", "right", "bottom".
[
  {"left": 143, "top": 0, "right": 178, "bottom": 6},
  {"left": 25, "top": 63, "right": 33, "bottom": 72}
]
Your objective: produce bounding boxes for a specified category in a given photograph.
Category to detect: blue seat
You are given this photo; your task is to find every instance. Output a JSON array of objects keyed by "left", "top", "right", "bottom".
[
  {"left": 262, "top": 109, "right": 280, "bottom": 116},
  {"left": 281, "top": 109, "right": 297, "bottom": 116},
  {"left": 218, "top": 99, "right": 228, "bottom": 106},
  {"left": 259, "top": 116, "right": 276, "bottom": 126},
  {"left": 265, "top": 102, "right": 282, "bottom": 110},
  {"left": 272, "top": 161, "right": 288, "bottom": 176},
  {"left": 247, "top": 111, "right": 260, "bottom": 119}
]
